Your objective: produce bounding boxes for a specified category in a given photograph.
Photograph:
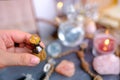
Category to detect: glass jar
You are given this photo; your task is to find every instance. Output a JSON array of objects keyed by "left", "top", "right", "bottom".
[{"left": 58, "top": 16, "right": 85, "bottom": 47}]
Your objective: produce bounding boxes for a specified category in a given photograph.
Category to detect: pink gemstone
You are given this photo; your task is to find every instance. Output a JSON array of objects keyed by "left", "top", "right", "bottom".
[
  {"left": 55, "top": 60, "right": 75, "bottom": 77},
  {"left": 93, "top": 54, "right": 120, "bottom": 75}
]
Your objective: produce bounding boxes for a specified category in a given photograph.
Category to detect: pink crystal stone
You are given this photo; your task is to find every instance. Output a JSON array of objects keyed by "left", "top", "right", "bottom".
[
  {"left": 93, "top": 54, "right": 120, "bottom": 75},
  {"left": 55, "top": 60, "right": 75, "bottom": 77}
]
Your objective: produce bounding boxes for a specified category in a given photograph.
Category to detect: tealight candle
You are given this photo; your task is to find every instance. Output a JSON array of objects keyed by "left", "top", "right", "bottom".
[{"left": 93, "top": 29, "right": 117, "bottom": 56}]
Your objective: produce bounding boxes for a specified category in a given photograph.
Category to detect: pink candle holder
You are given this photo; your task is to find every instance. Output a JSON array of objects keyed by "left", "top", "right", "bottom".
[{"left": 92, "top": 29, "right": 117, "bottom": 56}]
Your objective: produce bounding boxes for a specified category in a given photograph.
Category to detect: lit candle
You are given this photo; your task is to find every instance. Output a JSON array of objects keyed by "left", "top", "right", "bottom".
[
  {"left": 97, "top": 38, "right": 115, "bottom": 53},
  {"left": 93, "top": 29, "right": 117, "bottom": 56}
]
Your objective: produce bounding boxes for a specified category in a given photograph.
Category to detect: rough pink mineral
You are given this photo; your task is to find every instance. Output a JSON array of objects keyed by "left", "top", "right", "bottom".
[
  {"left": 55, "top": 60, "right": 75, "bottom": 77},
  {"left": 93, "top": 54, "right": 120, "bottom": 75}
]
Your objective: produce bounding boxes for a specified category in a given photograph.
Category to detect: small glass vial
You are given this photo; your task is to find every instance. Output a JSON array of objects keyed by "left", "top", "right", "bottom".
[{"left": 29, "top": 34, "right": 47, "bottom": 61}]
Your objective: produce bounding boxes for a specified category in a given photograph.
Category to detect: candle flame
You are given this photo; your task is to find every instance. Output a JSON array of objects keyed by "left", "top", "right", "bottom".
[
  {"left": 103, "top": 47, "right": 108, "bottom": 51},
  {"left": 104, "top": 39, "right": 110, "bottom": 45},
  {"left": 103, "top": 39, "right": 110, "bottom": 51},
  {"left": 105, "top": 30, "right": 109, "bottom": 34},
  {"left": 57, "top": 1, "right": 63, "bottom": 9}
]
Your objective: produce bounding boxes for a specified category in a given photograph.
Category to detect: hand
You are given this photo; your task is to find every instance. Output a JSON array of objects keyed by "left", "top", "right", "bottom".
[{"left": 0, "top": 30, "right": 44, "bottom": 68}]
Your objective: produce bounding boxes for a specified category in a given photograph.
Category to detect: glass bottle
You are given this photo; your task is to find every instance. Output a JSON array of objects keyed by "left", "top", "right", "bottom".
[{"left": 58, "top": 5, "right": 85, "bottom": 47}]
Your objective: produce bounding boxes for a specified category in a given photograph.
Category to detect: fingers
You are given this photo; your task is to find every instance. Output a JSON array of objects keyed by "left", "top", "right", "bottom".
[
  {"left": 9, "top": 30, "right": 31, "bottom": 43},
  {"left": 15, "top": 47, "right": 32, "bottom": 53},
  {"left": 40, "top": 41, "right": 45, "bottom": 48},
  {"left": 0, "top": 30, "right": 31, "bottom": 43},
  {"left": 0, "top": 30, "right": 31, "bottom": 49},
  {"left": 0, "top": 30, "right": 45, "bottom": 48},
  {"left": 7, "top": 47, "right": 32, "bottom": 53},
  {"left": 0, "top": 38, "right": 7, "bottom": 51},
  {"left": 0, "top": 50, "right": 40, "bottom": 68}
]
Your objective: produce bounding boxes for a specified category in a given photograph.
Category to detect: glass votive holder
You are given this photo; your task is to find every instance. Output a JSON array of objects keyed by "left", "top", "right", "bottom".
[{"left": 92, "top": 29, "right": 117, "bottom": 56}]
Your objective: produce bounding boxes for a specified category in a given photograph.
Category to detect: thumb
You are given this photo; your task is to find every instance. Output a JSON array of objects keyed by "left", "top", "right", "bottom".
[{"left": 0, "top": 50, "right": 40, "bottom": 68}]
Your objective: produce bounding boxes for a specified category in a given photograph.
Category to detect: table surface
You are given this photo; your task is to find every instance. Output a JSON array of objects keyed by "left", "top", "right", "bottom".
[{"left": 0, "top": 39, "right": 119, "bottom": 80}]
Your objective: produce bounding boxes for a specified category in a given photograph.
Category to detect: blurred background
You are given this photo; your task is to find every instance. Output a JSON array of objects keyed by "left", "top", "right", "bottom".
[{"left": 0, "top": 0, "right": 119, "bottom": 39}]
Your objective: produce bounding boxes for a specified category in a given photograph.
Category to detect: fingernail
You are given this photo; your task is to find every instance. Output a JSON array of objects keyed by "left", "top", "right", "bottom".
[
  {"left": 30, "top": 57, "right": 40, "bottom": 65},
  {"left": 40, "top": 42, "right": 45, "bottom": 48}
]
